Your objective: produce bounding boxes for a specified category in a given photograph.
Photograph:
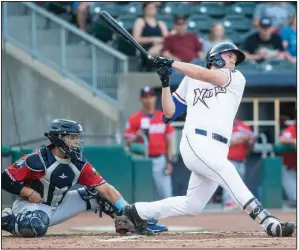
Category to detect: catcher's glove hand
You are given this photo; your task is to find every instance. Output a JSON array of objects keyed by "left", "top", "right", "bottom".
[{"left": 114, "top": 215, "right": 136, "bottom": 235}]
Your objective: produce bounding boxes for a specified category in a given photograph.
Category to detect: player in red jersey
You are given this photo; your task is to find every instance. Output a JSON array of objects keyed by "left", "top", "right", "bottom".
[{"left": 124, "top": 86, "right": 175, "bottom": 200}]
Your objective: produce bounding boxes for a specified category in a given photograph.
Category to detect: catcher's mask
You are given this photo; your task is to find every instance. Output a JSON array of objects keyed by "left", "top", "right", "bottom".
[
  {"left": 206, "top": 41, "right": 245, "bottom": 69},
  {"left": 44, "top": 119, "right": 84, "bottom": 160}
]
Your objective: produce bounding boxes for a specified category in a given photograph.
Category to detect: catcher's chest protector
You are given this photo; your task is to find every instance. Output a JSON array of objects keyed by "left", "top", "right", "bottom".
[{"left": 27, "top": 147, "right": 85, "bottom": 207}]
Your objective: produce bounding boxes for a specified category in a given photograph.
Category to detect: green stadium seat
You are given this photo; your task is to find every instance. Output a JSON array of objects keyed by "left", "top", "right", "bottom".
[
  {"left": 193, "top": 2, "right": 227, "bottom": 18},
  {"left": 229, "top": 2, "right": 257, "bottom": 17},
  {"left": 92, "top": 2, "right": 122, "bottom": 18},
  {"left": 226, "top": 31, "right": 246, "bottom": 46},
  {"left": 223, "top": 15, "right": 251, "bottom": 32},
  {"left": 115, "top": 36, "right": 137, "bottom": 56},
  {"left": 91, "top": 20, "right": 113, "bottom": 43},
  {"left": 156, "top": 14, "right": 174, "bottom": 30},
  {"left": 120, "top": 2, "right": 142, "bottom": 17},
  {"left": 187, "top": 15, "right": 213, "bottom": 33},
  {"left": 160, "top": 2, "right": 193, "bottom": 16},
  {"left": 117, "top": 15, "right": 137, "bottom": 32}
]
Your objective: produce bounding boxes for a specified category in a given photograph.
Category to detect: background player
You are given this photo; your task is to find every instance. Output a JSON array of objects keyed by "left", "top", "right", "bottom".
[
  {"left": 120, "top": 42, "right": 295, "bottom": 237},
  {"left": 1, "top": 119, "right": 159, "bottom": 237},
  {"left": 124, "top": 86, "right": 175, "bottom": 202}
]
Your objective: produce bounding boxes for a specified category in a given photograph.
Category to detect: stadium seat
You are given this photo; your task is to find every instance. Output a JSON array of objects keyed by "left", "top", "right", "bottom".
[
  {"left": 187, "top": 15, "right": 213, "bottom": 33},
  {"left": 223, "top": 15, "right": 251, "bottom": 33},
  {"left": 117, "top": 16, "right": 137, "bottom": 32},
  {"left": 160, "top": 2, "right": 193, "bottom": 16},
  {"left": 115, "top": 36, "right": 136, "bottom": 56},
  {"left": 193, "top": 2, "right": 227, "bottom": 18},
  {"left": 120, "top": 2, "right": 142, "bottom": 17},
  {"left": 91, "top": 20, "right": 113, "bottom": 43},
  {"left": 156, "top": 15, "right": 174, "bottom": 30},
  {"left": 91, "top": 2, "right": 122, "bottom": 18},
  {"left": 226, "top": 31, "right": 246, "bottom": 47},
  {"left": 229, "top": 2, "right": 257, "bottom": 17}
]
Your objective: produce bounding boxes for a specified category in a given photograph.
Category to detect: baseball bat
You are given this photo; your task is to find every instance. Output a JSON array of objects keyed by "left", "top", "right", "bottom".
[{"left": 99, "top": 11, "right": 154, "bottom": 60}]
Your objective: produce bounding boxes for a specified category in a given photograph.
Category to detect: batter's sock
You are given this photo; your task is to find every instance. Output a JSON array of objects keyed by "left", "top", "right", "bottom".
[{"left": 243, "top": 197, "right": 282, "bottom": 236}]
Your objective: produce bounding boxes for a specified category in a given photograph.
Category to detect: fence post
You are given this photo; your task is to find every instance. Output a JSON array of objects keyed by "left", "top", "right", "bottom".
[
  {"left": 91, "top": 45, "right": 97, "bottom": 95},
  {"left": 2, "top": 2, "right": 8, "bottom": 38},
  {"left": 31, "top": 10, "right": 37, "bottom": 57},
  {"left": 60, "top": 27, "right": 66, "bottom": 75}
]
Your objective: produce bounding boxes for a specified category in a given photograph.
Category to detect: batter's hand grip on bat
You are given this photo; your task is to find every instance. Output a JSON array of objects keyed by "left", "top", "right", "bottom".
[{"left": 99, "top": 11, "right": 154, "bottom": 60}]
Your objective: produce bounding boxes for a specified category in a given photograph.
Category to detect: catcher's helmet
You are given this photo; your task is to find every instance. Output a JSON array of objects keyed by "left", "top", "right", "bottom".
[
  {"left": 206, "top": 42, "right": 245, "bottom": 69},
  {"left": 44, "top": 119, "right": 84, "bottom": 160}
]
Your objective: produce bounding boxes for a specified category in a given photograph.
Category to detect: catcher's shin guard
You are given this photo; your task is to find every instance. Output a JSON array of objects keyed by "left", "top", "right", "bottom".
[
  {"left": 244, "top": 198, "right": 296, "bottom": 237},
  {"left": 2, "top": 209, "right": 49, "bottom": 237},
  {"left": 122, "top": 204, "right": 154, "bottom": 236}
]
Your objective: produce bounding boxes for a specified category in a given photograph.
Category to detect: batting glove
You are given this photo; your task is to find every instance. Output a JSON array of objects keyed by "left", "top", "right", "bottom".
[
  {"left": 152, "top": 56, "right": 174, "bottom": 69},
  {"left": 157, "top": 66, "right": 172, "bottom": 88}
]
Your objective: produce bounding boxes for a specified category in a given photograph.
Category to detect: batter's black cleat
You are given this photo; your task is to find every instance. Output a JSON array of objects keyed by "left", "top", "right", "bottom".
[
  {"left": 281, "top": 222, "right": 296, "bottom": 237},
  {"left": 2, "top": 208, "right": 15, "bottom": 233},
  {"left": 265, "top": 220, "right": 296, "bottom": 237},
  {"left": 122, "top": 205, "right": 154, "bottom": 236}
]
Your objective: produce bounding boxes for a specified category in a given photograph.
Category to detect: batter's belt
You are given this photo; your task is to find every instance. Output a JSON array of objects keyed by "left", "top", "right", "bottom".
[{"left": 195, "top": 128, "right": 228, "bottom": 144}]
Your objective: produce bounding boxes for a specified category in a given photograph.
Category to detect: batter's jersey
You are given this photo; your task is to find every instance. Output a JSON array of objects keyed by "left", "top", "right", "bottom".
[
  {"left": 5, "top": 146, "right": 105, "bottom": 207},
  {"left": 124, "top": 110, "right": 175, "bottom": 156},
  {"left": 172, "top": 68, "right": 246, "bottom": 140}
]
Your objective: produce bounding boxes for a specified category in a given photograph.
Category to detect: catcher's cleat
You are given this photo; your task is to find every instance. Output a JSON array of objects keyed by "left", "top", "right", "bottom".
[
  {"left": 2, "top": 208, "right": 15, "bottom": 233},
  {"left": 122, "top": 205, "right": 154, "bottom": 236}
]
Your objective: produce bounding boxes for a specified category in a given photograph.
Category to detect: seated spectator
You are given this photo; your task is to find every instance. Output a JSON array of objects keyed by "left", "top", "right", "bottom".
[
  {"left": 133, "top": 2, "right": 168, "bottom": 71},
  {"left": 279, "top": 120, "right": 297, "bottom": 208},
  {"left": 201, "top": 22, "right": 231, "bottom": 58},
  {"left": 280, "top": 14, "right": 297, "bottom": 64},
  {"left": 253, "top": 2, "right": 295, "bottom": 30},
  {"left": 242, "top": 17, "right": 285, "bottom": 63},
  {"left": 162, "top": 16, "right": 202, "bottom": 63},
  {"left": 74, "top": 2, "right": 95, "bottom": 31}
]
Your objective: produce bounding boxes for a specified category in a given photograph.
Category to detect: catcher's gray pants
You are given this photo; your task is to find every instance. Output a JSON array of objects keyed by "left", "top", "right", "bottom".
[
  {"left": 12, "top": 190, "right": 100, "bottom": 226},
  {"left": 151, "top": 155, "right": 173, "bottom": 200}
]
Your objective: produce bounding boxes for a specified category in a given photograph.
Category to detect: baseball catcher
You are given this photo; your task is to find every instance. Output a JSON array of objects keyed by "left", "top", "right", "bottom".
[{"left": 1, "top": 119, "right": 164, "bottom": 237}]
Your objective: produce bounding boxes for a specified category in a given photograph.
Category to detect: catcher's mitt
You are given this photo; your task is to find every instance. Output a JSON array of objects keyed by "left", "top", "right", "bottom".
[{"left": 114, "top": 215, "right": 136, "bottom": 235}]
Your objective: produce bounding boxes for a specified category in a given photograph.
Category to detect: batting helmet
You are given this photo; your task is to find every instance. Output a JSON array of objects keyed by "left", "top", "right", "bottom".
[
  {"left": 44, "top": 119, "right": 84, "bottom": 160},
  {"left": 206, "top": 42, "right": 245, "bottom": 69}
]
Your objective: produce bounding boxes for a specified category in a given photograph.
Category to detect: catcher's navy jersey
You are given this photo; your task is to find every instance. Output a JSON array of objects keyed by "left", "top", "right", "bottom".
[{"left": 6, "top": 146, "right": 105, "bottom": 207}]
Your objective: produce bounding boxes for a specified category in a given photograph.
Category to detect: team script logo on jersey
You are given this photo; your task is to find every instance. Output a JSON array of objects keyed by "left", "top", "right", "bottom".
[{"left": 193, "top": 86, "right": 227, "bottom": 108}]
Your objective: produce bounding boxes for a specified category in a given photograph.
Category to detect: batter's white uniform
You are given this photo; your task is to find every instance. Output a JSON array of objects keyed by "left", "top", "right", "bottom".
[{"left": 135, "top": 67, "right": 256, "bottom": 219}]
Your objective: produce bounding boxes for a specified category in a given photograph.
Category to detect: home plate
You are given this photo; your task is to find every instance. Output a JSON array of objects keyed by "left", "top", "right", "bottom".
[{"left": 70, "top": 225, "right": 204, "bottom": 233}]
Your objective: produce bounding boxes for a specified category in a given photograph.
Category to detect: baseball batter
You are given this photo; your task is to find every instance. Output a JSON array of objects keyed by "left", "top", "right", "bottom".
[
  {"left": 1, "top": 119, "right": 161, "bottom": 237},
  {"left": 121, "top": 42, "right": 295, "bottom": 237}
]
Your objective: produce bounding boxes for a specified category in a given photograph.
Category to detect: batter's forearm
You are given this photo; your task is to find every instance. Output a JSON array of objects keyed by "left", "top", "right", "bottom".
[
  {"left": 162, "top": 87, "right": 175, "bottom": 118},
  {"left": 172, "top": 61, "right": 227, "bottom": 86}
]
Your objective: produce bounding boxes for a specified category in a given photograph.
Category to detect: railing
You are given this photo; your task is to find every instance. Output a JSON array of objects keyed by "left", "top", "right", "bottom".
[{"left": 2, "top": 2, "right": 128, "bottom": 105}]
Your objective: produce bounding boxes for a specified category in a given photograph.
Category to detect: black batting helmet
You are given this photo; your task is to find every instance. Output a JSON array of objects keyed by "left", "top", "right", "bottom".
[
  {"left": 206, "top": 42, "right": 245, "bottom": 69},
  {"left": 44, "top": 119, "right": 84, "bottom": 160}
]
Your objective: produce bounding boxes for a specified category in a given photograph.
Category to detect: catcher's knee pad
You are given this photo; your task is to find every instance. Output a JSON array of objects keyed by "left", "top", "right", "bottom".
[
  {"left": 77, "top": 186, "right": 99, "bottom": 210},
  {"left": 14, "top": 210, "right": 49, "bottom": 237},
  {"left": 77, "top": 186, "right": 118, "bottom": 218}
]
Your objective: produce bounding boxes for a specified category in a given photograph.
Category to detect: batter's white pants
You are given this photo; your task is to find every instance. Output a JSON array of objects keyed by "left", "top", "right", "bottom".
[{"left": 135, "top": 130, "right": 255, "bottom": 219}]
